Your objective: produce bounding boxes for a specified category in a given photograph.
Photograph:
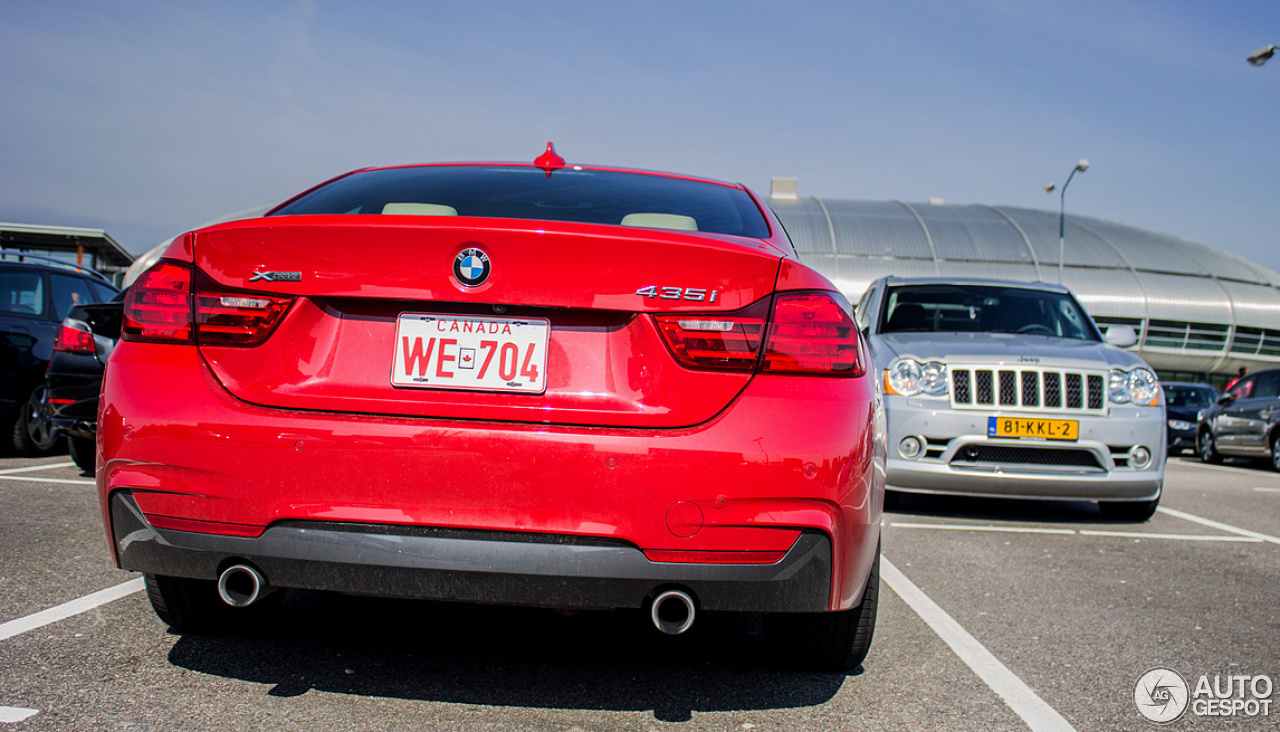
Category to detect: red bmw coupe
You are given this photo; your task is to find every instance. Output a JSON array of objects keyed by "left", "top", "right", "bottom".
[{"left": 97, "top": 145, "right": 885, "bottom": 669}]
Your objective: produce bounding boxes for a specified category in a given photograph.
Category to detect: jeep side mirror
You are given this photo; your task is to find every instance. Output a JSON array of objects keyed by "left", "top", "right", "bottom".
[{"left": 1104, "top": 325, "right": 1137, "bottom": 348}]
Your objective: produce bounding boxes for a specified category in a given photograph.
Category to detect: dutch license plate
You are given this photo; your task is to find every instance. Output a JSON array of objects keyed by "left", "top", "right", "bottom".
[
  {"left": 987, "top": 416, "right": 1079, "bottom": 441},
  {"left": 391, "top": 313, "right": 549, "bottom": 393}
]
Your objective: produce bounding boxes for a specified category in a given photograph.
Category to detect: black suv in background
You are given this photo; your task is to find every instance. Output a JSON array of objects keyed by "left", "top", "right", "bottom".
[
  {"left": 1197, "top": 367, "right": 1280, "bottom": 471},
  {"left": 1, "top": 252, "right": 118, "bottom": 455}
]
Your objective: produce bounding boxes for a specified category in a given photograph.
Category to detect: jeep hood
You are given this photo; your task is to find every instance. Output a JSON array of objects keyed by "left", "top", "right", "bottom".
[{"left": 868, "top": 332, "right": 1151, "bottom": 371}]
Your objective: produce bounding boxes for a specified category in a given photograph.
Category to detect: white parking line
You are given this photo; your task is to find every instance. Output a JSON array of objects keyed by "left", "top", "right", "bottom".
[
  {"left": 0, "top": 475, "right": 95, "bottom": 486},
  {"left": 1171, "top": 459, "right": 1280, "bottom": 478},
  {"left": 0, "top": 707, "right": 38, "bottom": 723},
  {"left": 0, "top": 578, "right": 143, "bottom": 642},
  {"left": 0, "top": 462, "right": 74, "bottom": 475},
  {"left": 1077, "top": 530, "right": 1261, "bottom": 542},
  {"left": 1254, "top": 487, "right": 1280, "bottom": 493},
  {"left": 889, "top": 522, "right": 1075, "bottom": 536},
  {"left": 889, "top": 522, "right": 1258, "bottom": 543},
  {"left": 882, "top": 557, "right": 1077, "bottom": 732},
  {"left": 1158, "top": 506, "right": 1280, "bottom": 546}
]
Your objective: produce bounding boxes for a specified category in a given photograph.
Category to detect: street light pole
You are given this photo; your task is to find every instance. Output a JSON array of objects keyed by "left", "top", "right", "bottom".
[{"left": 1043, "top": 159, "right": 1089, "bottom": 284}]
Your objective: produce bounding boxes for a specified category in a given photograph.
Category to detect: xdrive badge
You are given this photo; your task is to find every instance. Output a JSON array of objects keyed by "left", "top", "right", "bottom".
[{"left": 250, "top": 271, "right": 301, "bottom": 282}]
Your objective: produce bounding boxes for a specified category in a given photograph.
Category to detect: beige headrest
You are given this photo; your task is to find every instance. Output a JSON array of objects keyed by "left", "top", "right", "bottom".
[
  {"left": 620, "top": 213, "right": 698, "bottom": 231},
  {"left": 382, "top": 203, "right": 458, "bottom": 216}
]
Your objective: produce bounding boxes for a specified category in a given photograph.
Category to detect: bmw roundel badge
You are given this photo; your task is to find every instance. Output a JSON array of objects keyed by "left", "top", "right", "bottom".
[{"left": 453, "top": 247, "right": 491, "bottom": 287}]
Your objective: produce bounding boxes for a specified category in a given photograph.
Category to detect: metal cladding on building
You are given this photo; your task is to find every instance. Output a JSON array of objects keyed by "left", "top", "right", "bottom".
[{"left": 769, "top": 194, "right": 1280, "bottom": 377}]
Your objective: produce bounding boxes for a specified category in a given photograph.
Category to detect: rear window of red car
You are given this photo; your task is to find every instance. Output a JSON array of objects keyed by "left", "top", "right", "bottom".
[{"left": 269, "top": 165, "right": 771, "bottom": 238}]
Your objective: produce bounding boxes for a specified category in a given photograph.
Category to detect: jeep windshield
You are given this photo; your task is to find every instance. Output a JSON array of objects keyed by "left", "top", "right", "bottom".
[{"left": 879, "top": 284, "right": 1099, "bottom": 341}]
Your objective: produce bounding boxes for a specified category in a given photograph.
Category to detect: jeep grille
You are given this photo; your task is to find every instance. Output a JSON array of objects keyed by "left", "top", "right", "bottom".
[{"left": 950, "top": 366, "right": 1107, "bottom": 414}]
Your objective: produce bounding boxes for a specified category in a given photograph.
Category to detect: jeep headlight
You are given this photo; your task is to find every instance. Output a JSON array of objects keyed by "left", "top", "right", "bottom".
[
  {"left": 1108, "top": 367, "right": 1159, "bottom": 405},
  {"left": 886, "top": 359, "right": 948, "bottom": 397}
]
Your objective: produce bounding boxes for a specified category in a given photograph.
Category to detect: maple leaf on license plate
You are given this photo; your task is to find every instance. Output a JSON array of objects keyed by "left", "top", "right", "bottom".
[{"left": 391, "top": 313, "right": 549, "bottom": 394}]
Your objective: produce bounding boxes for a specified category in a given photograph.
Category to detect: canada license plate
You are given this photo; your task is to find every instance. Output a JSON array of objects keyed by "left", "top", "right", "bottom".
[
  {"left": 391, "top": 313, "right": 549, "bottom": 393},
  {"left": 987, "top": 416, "right": 1079, "bottom": 441}
]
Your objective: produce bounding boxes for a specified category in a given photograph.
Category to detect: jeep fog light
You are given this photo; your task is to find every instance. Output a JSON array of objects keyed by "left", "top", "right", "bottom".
[
  {"left": 899, "top": 436, "right": 923, "bottom": 459},
  {"left": 1130, "top": 446, "right": 1153, "bottom": 470}
]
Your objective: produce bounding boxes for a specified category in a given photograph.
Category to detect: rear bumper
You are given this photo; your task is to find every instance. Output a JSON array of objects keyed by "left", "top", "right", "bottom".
[
  {"left": 111, "top": 492, "right": 834, "bottom": 612},
  {"left": 46, "top": 368, "right": 102, "bottom": 438},
  {"left": 99, "top": 342, "right": 884, "bottom": 612}
]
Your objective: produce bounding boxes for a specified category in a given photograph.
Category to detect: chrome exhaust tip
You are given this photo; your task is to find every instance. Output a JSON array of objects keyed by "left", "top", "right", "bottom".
[
  {"left": 217, "top": 564, "right": 267, "bottom": 608},
  {"left": 650, "top": 589, "right": 696, "bottom": 635}
]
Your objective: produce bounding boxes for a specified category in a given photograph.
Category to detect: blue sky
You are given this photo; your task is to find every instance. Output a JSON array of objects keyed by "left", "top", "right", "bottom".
[{"left": 3, "top": 1, "right": 1279, "bottom": 275}]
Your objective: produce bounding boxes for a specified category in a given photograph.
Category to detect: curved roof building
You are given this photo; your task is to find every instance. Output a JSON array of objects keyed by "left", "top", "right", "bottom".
[{"left": 768, "top": 191, "right": 1280, "bottom": 379}]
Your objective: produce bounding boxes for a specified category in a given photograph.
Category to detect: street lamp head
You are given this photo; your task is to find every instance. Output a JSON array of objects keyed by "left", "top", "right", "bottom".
[
  {"left": 1044, "top": 183, "right": 1057, "bottom": 193},
  {"left": 1248, "top": 44, "right": 1277, "bottom": 67},
  {"left": 1075, "top": 159, "right": 1090, "bottom": 173}
]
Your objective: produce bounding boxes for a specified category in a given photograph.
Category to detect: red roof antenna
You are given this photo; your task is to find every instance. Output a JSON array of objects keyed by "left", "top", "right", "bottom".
[{"left": 534, "top": 142, "right": 566, "bottom": 177}]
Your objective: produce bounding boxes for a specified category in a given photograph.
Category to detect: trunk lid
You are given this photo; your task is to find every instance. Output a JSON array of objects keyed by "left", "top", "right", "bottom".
[{"left": 193, "top": 216, "right": 784, "bottom": 428}]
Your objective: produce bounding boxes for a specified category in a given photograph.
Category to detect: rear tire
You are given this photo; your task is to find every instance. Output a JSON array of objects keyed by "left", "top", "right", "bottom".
[
  {"left": 12, "top": 385, "right": 61, "bottom": 456},
  {"left": 1197, "top": 428, "right": 1221, "bottom": 464},
  {"left": 1099, "top": 497, "right": 1159, "bottom": 522},
  {"left": 766, "top": 548, "right": 879, "bottom": 671},
  {"left": 144, "top": 573, "right": 282, "bottom": 633},
  {"left": 68, "top": 436, "right": 96, "bottom": 474},
  {"left": 1271, "top": 432, "right": 1280, "bottom": 473}
]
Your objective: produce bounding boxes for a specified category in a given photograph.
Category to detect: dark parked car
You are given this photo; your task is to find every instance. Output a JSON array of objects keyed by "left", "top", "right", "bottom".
[
  {"left": 1, "top": 252, "right": 118, "bottom": 455},
  {"left": 45, "top": 293, "right": 124, "bottom": 471},
  {"left": 1162, "top": 382, "right": 1218, "bottom": 456},
  {"left": 1197, "top": 367, "right": 1280, "bottom": 470}
]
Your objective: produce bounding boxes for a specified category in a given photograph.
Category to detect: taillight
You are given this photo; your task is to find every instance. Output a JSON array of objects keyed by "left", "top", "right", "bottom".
[
  {"left": 762, "top": 293, "right": 864, "bottom": 376},
  {"left": 53, "top": 319, "right": 96, "bottom": 353},
  {"left": 655, "top": 292, "right": 864, "bottom": 376},
  {"left": 123, "top": 261, "right": 194, "bottom": 343},
  {"left": 762, "top": 291, "right": 865, "bottom": 373},
  {"left": 194, "top": 272, "right": 293, "bottom": 346},
  {"left": 654, "top": 300, "right": 768, "bottom": 371},
  {"left": 123, "top": 260, "right": 294, "bottom": 346}
]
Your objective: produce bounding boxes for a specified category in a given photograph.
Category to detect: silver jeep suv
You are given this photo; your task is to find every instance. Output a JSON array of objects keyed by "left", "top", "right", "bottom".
[{"left": 856, "top": 277, "right": 1165, "bottom": 520}]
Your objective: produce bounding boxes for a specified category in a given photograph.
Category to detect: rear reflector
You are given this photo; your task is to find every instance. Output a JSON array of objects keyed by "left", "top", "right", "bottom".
[
  {"left": 643, "top": 549, "right": 787, "bottom": 564},
  {"left": 146, "top": 514, "right": 265, "bottom": 538},
  {"left": 52, "top": 319, "right": 96, "bottom": 353},
  {"left": 762, "top": 293, "right": 864, "bottom": 376},
  {"left": 654, "top": 300, "right": 767, "bottom": 371},
  {"left": 122, "top": 260, "right": 294, "bottom": 346}
]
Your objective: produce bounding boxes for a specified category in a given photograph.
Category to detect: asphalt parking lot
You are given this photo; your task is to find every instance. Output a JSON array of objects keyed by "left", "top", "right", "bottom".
[{"left": 1, "top": 454, "right": 1276, "bottom": 731}]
